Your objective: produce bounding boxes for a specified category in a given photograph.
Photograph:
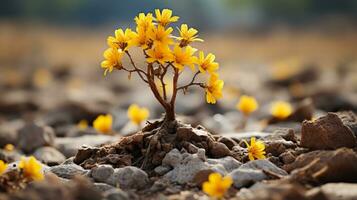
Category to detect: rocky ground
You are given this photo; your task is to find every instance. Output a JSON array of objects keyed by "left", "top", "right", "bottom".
[{"left": 0, "top": 25, "right": 357, "bottom": 200}]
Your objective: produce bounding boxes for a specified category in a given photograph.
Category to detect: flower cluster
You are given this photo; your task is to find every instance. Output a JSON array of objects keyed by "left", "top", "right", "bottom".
[{"left": 101, "top": 9, "right": 223, "bottom": 121}]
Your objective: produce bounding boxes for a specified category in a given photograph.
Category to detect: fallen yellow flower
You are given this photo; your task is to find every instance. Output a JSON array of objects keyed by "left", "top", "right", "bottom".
[
  {"left": 203, "top": 172, "right": 232, "bottom": 199},
  {"left": 236, "top": 95, "right": 259, "bottom": 115},
  {"left": 128, "top": 104, "right": 150, "bottom": 125},
  {"left": 93, "top": 114, "right": 113, "bottom": 134},
  {"left": 270, "top": 101, "right": 293, "bottom": 119},
  {"left": 19, "top": 156, "right": 44, "bottom": 181},
  {"left": 0, "top": 160, "right": 7, "bottom": 175}
]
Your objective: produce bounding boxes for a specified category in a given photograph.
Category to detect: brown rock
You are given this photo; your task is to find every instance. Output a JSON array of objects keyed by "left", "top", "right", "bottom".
[
  {"left": 73, "top": 145, "right": 99, "bottom": 165},
  {"left": 279, "top": 151, "right": 296, "bottom": 164},
  {"left": 284, "top": 148, "right": 357, "bottom": 184},
  {"left": 301, "top": 112, "right": 357, "bottom": 150},
  {"left": 217, "top": 136, "right": 237, "bottom": 149},
  {"left": 193, "top": 169, "right": 215, "bottom": 187},
  {"left": 338, "top": 111, "right": 357, "bottom": 136},
  {"left": 209, "top": 142, "right": 231, "bottom": 158}
]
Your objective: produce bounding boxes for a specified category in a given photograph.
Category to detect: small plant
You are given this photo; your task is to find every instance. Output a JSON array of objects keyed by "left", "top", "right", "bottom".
[
  {"left": 243, "top": 137, "right": 266, "bottom": 161},
  {"left": 270, "top": 101, "right": 292, "bottom": 120},
  {"left": 93, "top": 114, "right": 113, "bottom": 134},
  {"left": 127, "top": 104, "right": 150, "bottom": 126},
  {"left": 202, "top": 172, "right": 232, "bottom": 199},
  {"left": 101, "top": 9, "right": 223, "bottom": 124},
  {"left": 0, "top": 160, "right": 7, "bottom": 176},
  {"left": 18, "top": 156, "right": 44, "bottom": 181}
]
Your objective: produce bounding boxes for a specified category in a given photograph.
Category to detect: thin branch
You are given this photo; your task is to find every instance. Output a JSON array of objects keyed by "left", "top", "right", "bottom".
[
  {"left": 147, "top": 64, "right": 170, "bottom": 110},
  {"left": 177, "top": 71, "right": 203, "bottom": 91},
  {"left": 125, "top": 51, "right": 149, "bottom": 83}
]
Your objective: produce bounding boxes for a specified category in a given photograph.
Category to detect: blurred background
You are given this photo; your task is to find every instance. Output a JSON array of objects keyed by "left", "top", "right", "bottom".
[{"left": 0, "top": 0, "right": 356, "bottom": 134}]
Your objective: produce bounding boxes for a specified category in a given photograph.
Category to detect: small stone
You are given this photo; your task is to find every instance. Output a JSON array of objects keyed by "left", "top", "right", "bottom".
[
  {"left": 106, "top": 166, "right": 149, "bottom": 189},
  {"left": 34, "top": 146, "right": 66, "bottom": 166},
  {"left": 17, "top": 123, "right": 55, "bottom": 153},
  {"left": 209, "top": 142, "right": 231, "bottom": 158},
  {"left": 217, "top": 136, "right": 237, "bottom": 149},
  {"left": 207, "top": 156, "right": 242, "bottom": 173},
  {"left": 163, "top": 149, "right": 226, "bottom": 184},
  {"left": 50, "top": 164, "right": 88, "bottom": 179},
  {"left": 162, "top": 148, "right": 183, "bottom": 167},
  {"left": 193, "top": 169, "right": 215, "bottom": 187},
  {"left": 229, "top": 160, "right": 287, "bottom": 188},
  {"left": 104, "top": 188, "right": 130, "bottom": 200},
  {"left": 301, "top": 112, "right": 357, "bottom": 150},
  {"left": 279, "top": 151, "right": 296, "bottom": 164},
  {"left": 154, "top": 165, "right": 171, "bottom": 176},
  {"left": 91, "top": 165, "right": 114, "bottom": 182},
  {"left": 230, "top": 168, "right": 267, "bottom": 188},
  {"left": 93, "top": 182, "right": 115, "bottom": 192}
]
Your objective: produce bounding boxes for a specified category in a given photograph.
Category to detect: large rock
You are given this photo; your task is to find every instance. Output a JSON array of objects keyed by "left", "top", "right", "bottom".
[
  {"left": 106, "top": 166, "right": 149, "bottom": 189},
  {"left": 301, "top": 112, "right": 357, "bottom": 150},
  {"left": 284, "top": 148, "right": 357, "bottom": 184},
  {"left": 17, "top": 123, "right": 55, "bottom": 153},
  {"left": 229, "top": 160, "right": 287, "bottom": 188},
  {"left": 34, "top": 146, "right": 66, "bottom": 166}
]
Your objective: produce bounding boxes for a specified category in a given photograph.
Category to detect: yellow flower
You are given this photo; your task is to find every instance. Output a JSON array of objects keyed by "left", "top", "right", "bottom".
[
  {"left": 77, "top": 120, "right": 88, "bottom": 130},
  {"left": 148, "top": 25, "right": 173, "bottom": 47},
  {"left": 270, "top": 101, "right": 293, "bottom": 119},
  {"left": 93, "top": 114, "right": 113, "bottom": 134},
  {"left": 171, "top": 45, "right": 197, "bottom": 71},
  {"left": 206, "top": 74, "right": 224, "bottom": 104},
  {"left": 131, "top": 27, "right": 151, "bottom": 49},
  {"left": 244, "top": 137, "right": 266, "bottom": 161},
  {"left": 19, "top": 156, "right": 44, "bottom": 181},
  {"left": 0, "top": 160, "right": 7, "bottom": 175},
  {"left": 236, "top": 95, "right": 259, "bottom": 115},
  {"left": 176, "top": 24, "right": 203, "bottom": 46},
  {"left": 195, "top": 51, "right": 219, "bottom": 74},
  {"left": 127, "top": 104, "right": 150, "bottom": 125},
  {"left": 202, "top": 173, "right": 232, "bottom": 199},
  {"left": 146, "top": 44, "right": 173, "bottom": 65},
  {"left": 4, "top": 144, "right": 14, "bottom": 152},
  {"left": 101, "top": 48, "right": 124, "bottom": 76},
  {"left": 154, "top": 9, "right": 179, "bottom": 27},
  {"left": 135, "top": 13, "right": 154, "bottom": 31},
  {"left": 107, "top": 28, "right": 135, "bottom": 50}
]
